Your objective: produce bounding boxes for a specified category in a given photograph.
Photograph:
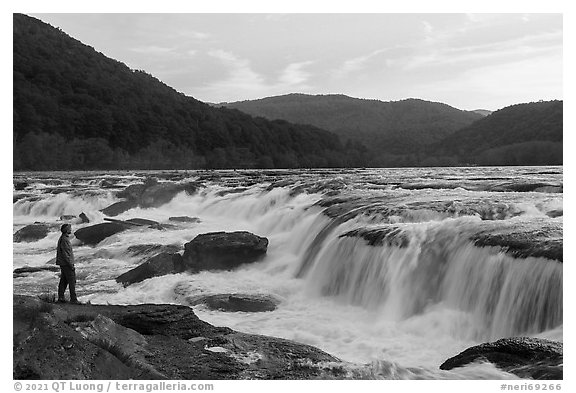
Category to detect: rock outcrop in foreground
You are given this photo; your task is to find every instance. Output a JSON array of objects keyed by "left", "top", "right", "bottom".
[
  {"left": 13, "top": 295, "right": 343, "bottom": 380},
  {"left": 440, "top": 337, "right": 563, "bottom": 380}
]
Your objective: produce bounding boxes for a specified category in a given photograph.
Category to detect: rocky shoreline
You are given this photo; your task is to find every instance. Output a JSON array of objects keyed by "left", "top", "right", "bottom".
[
  {"left": 13, "top": 295, "right": 344, "bottom": 380},
  {"left": 13, "top": 294, "right": 563, "bottom": 380}
]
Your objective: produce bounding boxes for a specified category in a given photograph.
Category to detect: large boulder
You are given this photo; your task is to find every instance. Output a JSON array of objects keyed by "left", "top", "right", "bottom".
[
  {"left": 74, "top": 222, "right": 127, "bottom": 245},
  {"left": 188, "top": 294, "right": 279, "bottom": 312},
  {"left": 116, "top": 253, "right": 185, "bottom": 286},
  {"left": 440, "top": 337, "right": 563, "bottom": 379},
  {"left": 13, "top": 224, "right": 49, "bottom": 243},
  {"left": 183, "top": 231, "right": 268, "bottom": 271}
]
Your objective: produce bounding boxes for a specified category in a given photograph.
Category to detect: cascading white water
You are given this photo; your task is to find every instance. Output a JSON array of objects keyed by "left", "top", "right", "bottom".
[
  {"left": 13, "top": 168, "right": 563, "bottom": 377},
  {"left": 302, "top": 217, "right": 562, "bottom": 341}
]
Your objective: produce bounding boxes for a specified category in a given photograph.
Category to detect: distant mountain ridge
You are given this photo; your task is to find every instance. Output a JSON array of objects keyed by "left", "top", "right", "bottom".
[
  {"left": 432, "top": 100, "right": 562, "bottom": 166},
  {"left": 13, "top": 14, "right": 562, "bottom": 169},
  {"left": 473, "top": 109, "right": 493, "bottom": 117},
  {"left": 13, "top": 14, "right": 365, "bottom": 170},
  {"left": 220, "top": 94, "right": 484, "bottom": 166}
]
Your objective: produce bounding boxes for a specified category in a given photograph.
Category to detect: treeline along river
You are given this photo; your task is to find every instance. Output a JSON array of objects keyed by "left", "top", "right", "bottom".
[{"left": 13, "top": 167, "right": 563, "bottom": 379}]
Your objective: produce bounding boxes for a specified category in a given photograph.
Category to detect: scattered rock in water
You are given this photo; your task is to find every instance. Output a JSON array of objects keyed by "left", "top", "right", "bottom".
[
  {"left": 488, "top": 182, "right": 563, "bottom": 193},
  {"left": 216, "top": 188, "right": 249, "bottom": 197},
  {"left": 546, "top": 209, "right": 563, "bottom": 218},
  {"left": 79, "top": 212, "right": 90, "bottom": 223},
  {"left": 13, "top": 224, "right": 50, "bottom": 243},
  {"left": 472, "top": 230, "right": 563, "bottom": 262},
  {"left": 189, "top": 294, "right": 280, "bottom": 312},
  {"left": 183, "top": 231, "right": 268, "bottom": 271},
  {"left": 14, "top": 181, "right": 28, "bottom": 191},
  {"left": 99, "top": 179, "right": 117, "bottom": 188},
  {"left": 126, "top": 218, "right": 160, "bottom": 226},
  {"left": 169, "top": 216, "right": 201, "bottom": 223},
  {"left": 101, "top": 179, "right": 202, "bottom": 217},
  {"left": 100, "top": 200, "right": 138, "bottom": 216},
  {"left": 341, "top": 226, "right": 410, "bottom": 248},
  {"left": 74, "top": 222, "right": 127, "bottom": 245},
  {"left": 440, "top": 337, "right": 563, "bottom": 380},
  {"left": 116, "top": 253, "right": 185, "bottom": 286},
  {"left": 125, "top": 244, "right": 182, "bottom": 258},
  {"left": 13, "top": 265, "right": 60, "bottom": 275},
  {"left": 59, "top": 215, "right": 76, "bottom": 221},
  {"left": 13, "top": 295, "right": 342, "bottom": 380}
]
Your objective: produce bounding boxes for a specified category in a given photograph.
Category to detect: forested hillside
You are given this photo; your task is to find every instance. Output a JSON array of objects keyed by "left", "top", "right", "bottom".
[
  {"left": 221, "top": 94, "right": 483, "bottom": 167},
  {"left": 13, "top": 14, "right": 366, "bottom": 170},
  {"left": 430, "top": 100, "right": 563, "bottom": 166}
]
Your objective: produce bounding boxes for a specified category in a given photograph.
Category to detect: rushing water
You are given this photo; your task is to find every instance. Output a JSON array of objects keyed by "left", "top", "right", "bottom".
[{"left": 12, "top": 167, "right": 563, "bottom": 379}]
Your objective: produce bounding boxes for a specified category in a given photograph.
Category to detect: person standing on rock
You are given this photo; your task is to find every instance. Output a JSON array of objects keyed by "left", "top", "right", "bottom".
[{"left": 56, "top": 224, "right": 80, "bottom": 304}]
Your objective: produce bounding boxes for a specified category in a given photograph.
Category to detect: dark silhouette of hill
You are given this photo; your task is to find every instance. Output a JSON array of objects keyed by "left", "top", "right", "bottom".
[
  {"left": 220, "top": 94, "right": 483, "bottom": 166},
  {"left": 13, "top": 14, "right": 366, "bottom": 170},
  {"left": 431, "top": 100, "right": 562, "bottom": 166}
]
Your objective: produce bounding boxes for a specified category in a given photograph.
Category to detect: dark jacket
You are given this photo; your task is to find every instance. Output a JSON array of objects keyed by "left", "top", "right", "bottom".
[{"left": 56, "top": 234, "right": 74, "bottom": 267}]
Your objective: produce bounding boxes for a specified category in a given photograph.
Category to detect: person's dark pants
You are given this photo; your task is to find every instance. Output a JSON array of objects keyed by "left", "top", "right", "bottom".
[{"left": 58, "top": 265, "right": 77, "bottom": 301}]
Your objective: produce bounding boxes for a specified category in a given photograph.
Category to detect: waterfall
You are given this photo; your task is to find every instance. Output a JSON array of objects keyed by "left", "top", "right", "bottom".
[{"left": 300, "top": 216, "right": 562, "bottom": 341}]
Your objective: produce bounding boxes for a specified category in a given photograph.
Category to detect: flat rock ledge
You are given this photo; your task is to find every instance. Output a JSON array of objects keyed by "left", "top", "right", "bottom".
[
  {"left": 440, "top": 337, "right": 563, "bottom": 380},
  {"left": 188, "top": 294, "right": 280, "bottom": 313},
  {"left": 13, "top": 295, "right": 344, "bottom": 380}
]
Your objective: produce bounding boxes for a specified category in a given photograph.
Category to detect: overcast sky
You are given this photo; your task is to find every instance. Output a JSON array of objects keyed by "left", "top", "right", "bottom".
[{"left": 32, "top": 13, "right": 562, "bottom": 111}]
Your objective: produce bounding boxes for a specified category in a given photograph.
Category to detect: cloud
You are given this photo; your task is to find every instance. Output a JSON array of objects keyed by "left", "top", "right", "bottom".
[
  {"left": 400, "top": 30, "right": 562, "bottom": 70},
  {"left": 130, "top": 45, "right": 176, "bottom": 54},
  {"left": 198, "top": 50, "right": 315, "bottom": 102},
  {"left": 278, "top": 61, "right": 315, "bottom": 86},
  {"left": 332, "top": 48, "right": 392, "bottom": 79}
]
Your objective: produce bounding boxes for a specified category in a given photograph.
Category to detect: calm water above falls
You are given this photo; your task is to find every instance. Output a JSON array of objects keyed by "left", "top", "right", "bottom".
[{"left": 13, "top": 167, "right": 563, "bottom": 379}]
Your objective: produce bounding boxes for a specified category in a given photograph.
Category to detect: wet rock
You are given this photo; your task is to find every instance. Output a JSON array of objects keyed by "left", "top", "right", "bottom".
[
  {"left": 59, "top": 215, "right": 76, "bottom": 221},
  {"left": 489, "top": 182, "right": 563, "bottom": 193},
  {"left": 341, "top": 226, "right": 410, "bottom": 248},
  {"left": 126, "top": 218, "right": 160, "bottom": 226},
  {"left": 100, "top": 200, "right": 138, "bottom": 216},
  {"left": 13, "top": 224, "right": 50, "bottom": 243},
  {"left": 183, "top": 231, "right": 268, "bottom": 271},
  {"left": 13, "top": 295, "right": 342, "bottom": 380},
  {"left": 74, "top": 222, "right": 127, "bottom": 245},
  {"left": 189, "top": 294, "right": 280, "bottom": 312},
  {"left": 169, "top": 216, "right": 201, "bottom": 223},
  {"left": 440, "top": 337, "right": 562, "bottom": 380},
  {"left": 79, "top": 212, "right": 90, "bottom": 223},
  {"left": 99, "top": 179, "right": 117, "bottom": 188},
  {"left": 13, "top": 265, "right": 60, "bottom": 275},
  {"left": 116, "top": 253, "right": 185, "bottom": 286},
  {"left": 216, "top": 188, "right": 249, "bottom": 197},
  {"left": 126, "top": 244, "right": 182, "bottom": 258},
  {"left": 546, "top": 209, "right": 563, "bottom": 218},
  {"left": 102, "top": 179, "right": 202, "bottom": 216},
  {"left": 14, "top": 181, "right": 28, "bottom": 191},
  {"left": 472, "top": 230, "right": 563, "bottom": 262}
]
